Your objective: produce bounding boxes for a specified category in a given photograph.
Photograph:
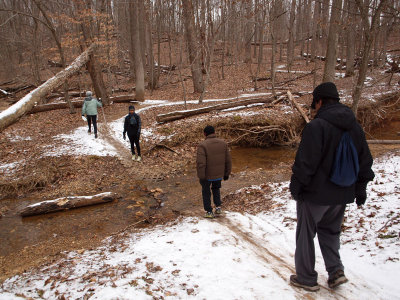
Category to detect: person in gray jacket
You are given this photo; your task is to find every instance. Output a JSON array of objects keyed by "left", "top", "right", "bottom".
[{"left": 82, "top": 91, "right": 102, "bottom": 138}]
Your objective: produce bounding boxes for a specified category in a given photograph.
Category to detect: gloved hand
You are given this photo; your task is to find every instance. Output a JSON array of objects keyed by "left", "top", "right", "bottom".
[
  {"left": 289, "top": 176, "right": 302, "bottom": 201},
  {"left": 123, "top": 133, "right": 126, "bottom": 140},
  {"left": 356, "top": 190, "right": 367, "bottom": 207},
  {"left": 223, "top": 175, "right": 229, "bottom": 181}
]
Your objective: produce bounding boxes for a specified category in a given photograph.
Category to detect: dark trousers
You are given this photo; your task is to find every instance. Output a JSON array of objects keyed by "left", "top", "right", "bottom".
[
  {"left": 295, "top": 200, "right": 346, "bottom": 286},
  {"left": 200, "top": 179, "right": 222, "bottom": 212},
  {"left": 87, "top": 115, "right": 97, "bottom": 134},
  {"left": 128, "top": 133, "right": 141, "bottom": 156}
]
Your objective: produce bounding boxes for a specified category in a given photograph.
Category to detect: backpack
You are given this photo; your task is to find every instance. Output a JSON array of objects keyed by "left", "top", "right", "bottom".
[
  {"left": 129, "top": 114, "right": 137, "bottom": 126},
  {"left": 330, "top": 131, "right": 359, "bottom": 187}
]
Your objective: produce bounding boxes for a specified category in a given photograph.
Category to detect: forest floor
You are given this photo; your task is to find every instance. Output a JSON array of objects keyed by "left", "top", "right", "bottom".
[{"left": 0, "top": 54, "right": 400, "bottom": 298}]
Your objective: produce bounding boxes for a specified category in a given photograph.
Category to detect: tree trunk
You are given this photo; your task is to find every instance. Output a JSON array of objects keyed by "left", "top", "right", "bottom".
[
  {"left": 311, "top": 0, "right": 320, "bottom": 61},
  {"left": 323, "top": 0, "right": 343, "bottom": 82},
  {"left": 287, "top": 0, "right": 296, "bottom": 70},
  {"left": 182, "top": 0, "right": 204, "bottom": 93},
  {"left": 130, "top": 0, "right": 145, "bottom": 101},
  {"left": 20, "top": 192, "right": 117, "bottom": 217},
  {"left": 244, "top": 0, "right": 253, "bottom": 63},
  {"left": 0, "top": 44, "right": 96, "bottom": 132},
  {"left": 352, "top": 0, "right": 387, "bottom": 115},
  {"left": 345, "top": 0, "right": 357, "bottom": 77}
]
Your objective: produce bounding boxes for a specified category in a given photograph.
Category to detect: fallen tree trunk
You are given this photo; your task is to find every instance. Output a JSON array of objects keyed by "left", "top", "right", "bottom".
[
  {"left": 366, "top": 140, "right": 400, "bottom": 144},
  {"left": 29, "top": 100, "right": 85, "bottom": 114},
  {"left": 20, "top": 192, "right": 117, "bottom": 217},
  {"left": 28, "top": 94, "right": 137, "bottom": 114},
  {"left": 156, "top": 94, "right": 284, "bottom": 123},
  {"left": 0, "top": 43, "right": 96, "bottom": 132}
]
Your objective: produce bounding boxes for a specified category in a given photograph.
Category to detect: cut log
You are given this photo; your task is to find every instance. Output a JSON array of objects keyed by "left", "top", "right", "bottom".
[
  {"left": 287, "top": 91, "right": 310, "bottom": 123},
  {"left": 367, "top": 140, "right": 400, "bottom": 144},
  {"left": 156, "top": 94, "right": 284, "bottom": 123},
  {"left": 20, "top": 192, "right": 117, "bottom": 217},
  {"left": 0, "top": 43, "right": 97, "bottom": 132}
]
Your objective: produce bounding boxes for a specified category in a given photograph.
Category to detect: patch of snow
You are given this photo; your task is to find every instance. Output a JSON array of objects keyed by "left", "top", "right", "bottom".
[
  {"left": 45, "top": 126, "right": 117, "bottom": 157},
  {"left": 0, "top": 161, "right": 21, "bottom": 176},
  {"left": 2, "top": 152, "right": 398, "bottom": 299},
  {"left": 6, "top": 133, "right": 32, "bottom": 142},
  {"left": 142, "top": 100, "right": 169, "bottom": 105},
  {"left": 335, "top": 72, "right": 345, "bottom": 78}
]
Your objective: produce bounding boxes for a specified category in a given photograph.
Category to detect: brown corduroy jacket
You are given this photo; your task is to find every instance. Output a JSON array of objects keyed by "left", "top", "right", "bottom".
[{"left": 196, "top": 134, "right": 232, "bottom": 180}]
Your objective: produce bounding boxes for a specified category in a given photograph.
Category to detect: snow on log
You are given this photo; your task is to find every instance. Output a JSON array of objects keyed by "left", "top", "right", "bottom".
[
  {"left": 20, "top": 192, "right": 117, "bottom": 217},
  {"left": 156, "top": 94, "right": 284, "bottom": 123},
  {"left": 0, "top": 43, "right": 97, "bottom": 132}
]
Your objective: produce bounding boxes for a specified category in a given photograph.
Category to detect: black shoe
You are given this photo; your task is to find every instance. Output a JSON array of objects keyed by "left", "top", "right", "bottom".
[
  {"left": 88, "top": 129, "right": 91, "bottom": 134},
  {"left": 290, "top": 275, "right": 320, "bottom": 292},
  {"left": 95, "top": 133, "right": 98, "bottom": 138},
  {"left": 328, "top": 270, "right": 348, "bottom": 288}
]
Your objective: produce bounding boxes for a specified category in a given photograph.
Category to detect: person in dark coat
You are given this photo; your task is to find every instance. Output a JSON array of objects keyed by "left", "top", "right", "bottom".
[
  {"left": 196, "top": 125, "right": 232, "bottom": 218},
  {"left": 289, "top": 82, "right": 374, "bottom": 292},
  {"left": 123, "top": 106, "right": 142, "bottom": 161}
]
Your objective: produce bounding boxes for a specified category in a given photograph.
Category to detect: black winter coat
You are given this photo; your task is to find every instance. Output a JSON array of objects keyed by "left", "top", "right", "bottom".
[
  {"left": 123, "top": 113, "right": 141, "bottom": 136},
  {"left": 290, "top": 103, "right": 374, "bottom": 206}
]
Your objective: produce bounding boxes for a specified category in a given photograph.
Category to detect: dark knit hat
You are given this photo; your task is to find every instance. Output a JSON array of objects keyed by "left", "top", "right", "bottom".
[
  {"left": 204, "top": 125, "right": 215, "bottom": 136},
  {"left": 128, "top": 105, "right": 135, "bottom": 111},
  {"left": 311, "top": 82, "right": 340, "bottom": 109}
]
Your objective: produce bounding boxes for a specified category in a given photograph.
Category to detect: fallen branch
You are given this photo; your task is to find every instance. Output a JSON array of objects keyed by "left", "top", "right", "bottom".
[
  {"left": 156, "top": 94, "right": 284, "bottom": 123},
  {"left": 146, "top": 143, "right": 178, "bottom": 154},
  {"left": 20, "top": 192, "right": 117, "bottom": 217},
  {"left": 287, "top": 91, "right": 310, "bottom": 123}
]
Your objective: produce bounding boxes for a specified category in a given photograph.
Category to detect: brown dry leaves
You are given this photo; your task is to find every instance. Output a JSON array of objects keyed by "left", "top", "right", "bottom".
[{"left": 223, "top": 184, "right": 282, "bottom": 215}]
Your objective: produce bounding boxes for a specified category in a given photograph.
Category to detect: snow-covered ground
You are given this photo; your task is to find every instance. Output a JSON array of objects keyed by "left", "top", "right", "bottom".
[
  {"left": 34, "top": 94, "right": 277, "bottom": 157},
  {"left": 1, "top": 152, "right": 399, "bottom": 299}
]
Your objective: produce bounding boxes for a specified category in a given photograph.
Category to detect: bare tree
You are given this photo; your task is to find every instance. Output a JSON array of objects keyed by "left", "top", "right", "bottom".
[
  {"left": 352, "top": 0, "right": 388, "bottom": 114},
  {"left": 129, "top": 0, "right": 145, "bottom": 101},
  {"left": 323, "top": 0, "right": 343, "bottom": 82},
  {"left": 182, "top": 0, "right": 204, "bottom": 94}
]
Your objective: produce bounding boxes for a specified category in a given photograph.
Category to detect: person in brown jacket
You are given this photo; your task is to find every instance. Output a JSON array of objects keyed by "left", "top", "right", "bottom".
[{"left": 196, "top": 125, "right": 232, "bottom": 218}]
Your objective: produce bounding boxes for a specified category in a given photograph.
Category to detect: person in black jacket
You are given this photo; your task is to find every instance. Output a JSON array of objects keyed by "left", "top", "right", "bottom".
[
  {"left": 289, "top": 82, "right": 374, "bottom": 292},
  {"left": 123, "top": 106, "right": 142, "bottom": 161}
]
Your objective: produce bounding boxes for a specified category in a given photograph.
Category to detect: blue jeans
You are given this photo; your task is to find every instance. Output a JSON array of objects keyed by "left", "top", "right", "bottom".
[{"left": 200, "top": 179, "right": 222, "bottom": 212}]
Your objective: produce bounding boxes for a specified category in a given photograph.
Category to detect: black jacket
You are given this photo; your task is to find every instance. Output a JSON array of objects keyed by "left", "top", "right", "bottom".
[
  {"left": 290, "top": 103, "right": 374, "bottom": 205},
  {"left": 123, "top": 113, "right": 141, "bottom": 136}
]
